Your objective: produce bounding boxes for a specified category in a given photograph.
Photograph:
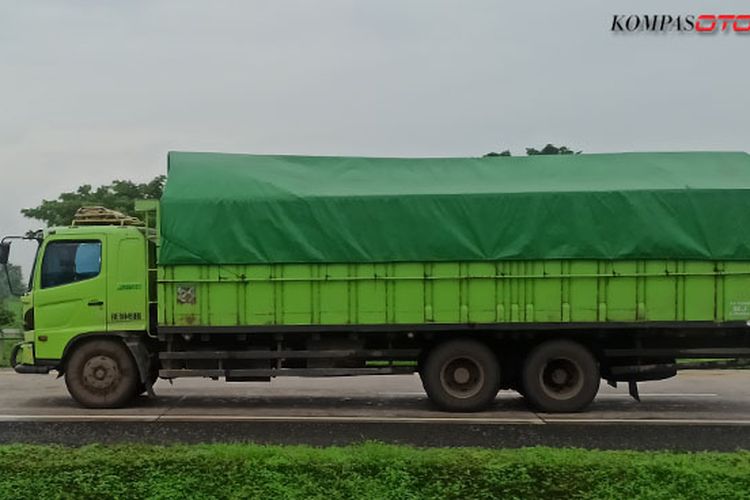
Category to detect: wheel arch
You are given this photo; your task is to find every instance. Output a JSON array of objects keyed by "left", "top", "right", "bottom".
[{"left": 419, "top": 336, "right": 502, "bottom": 412}]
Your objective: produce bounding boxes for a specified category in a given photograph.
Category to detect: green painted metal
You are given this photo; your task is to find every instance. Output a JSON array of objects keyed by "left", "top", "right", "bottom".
[
  {"left": 21, "top": 226, "right": 148, "bottom": 362},
  {"left": 158, "top": 260, "right": 750, "bottom": 327}
]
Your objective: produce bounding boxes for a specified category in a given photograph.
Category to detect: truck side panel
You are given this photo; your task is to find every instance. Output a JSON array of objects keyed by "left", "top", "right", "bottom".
[{"left": 158, "top": 260, "right": 750, "bottom": 328}]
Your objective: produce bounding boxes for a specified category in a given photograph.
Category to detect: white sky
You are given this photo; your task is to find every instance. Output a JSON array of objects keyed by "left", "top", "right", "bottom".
[{"left": 1, "top": 0, "right": 749, "bottom": 274}]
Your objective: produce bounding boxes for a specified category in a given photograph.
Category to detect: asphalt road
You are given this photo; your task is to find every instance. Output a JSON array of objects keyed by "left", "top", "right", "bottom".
[{"left": 1, "top": 369, "right": 750, "bottom": 450}]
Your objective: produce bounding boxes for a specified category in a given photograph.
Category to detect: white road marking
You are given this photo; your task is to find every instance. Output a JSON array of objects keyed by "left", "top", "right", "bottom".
[
  {"left": 542, "top": 418, "right": 750, "bottom": 426},
  {"left": 0, "top": 414, "right": 161, "bottom": 422},
  {"left": 159, "top": 415, "right": 546, "bottom": 425},
  {"left": 1, "top": 414, "right": 749, "bottom": 426},
  {"left": 381, "top": 392, "right": 721, "bottom": 398},
  {"left": 0, "top": 414, "right": 543, "bottom": 425},
  {"left": 596, "top": 393, "right": 719, "bottom": 398}
]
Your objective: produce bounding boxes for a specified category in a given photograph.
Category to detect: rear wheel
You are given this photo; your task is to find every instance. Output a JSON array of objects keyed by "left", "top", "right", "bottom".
[
  {"left": 64, "top": 339, "right": 139, "bottom": 408},
  {"left": 420, "top": 339, "right": 500, "bottom": 412},
  {"left": 521, "top": 340, "right": 600, "bottom": 413}
]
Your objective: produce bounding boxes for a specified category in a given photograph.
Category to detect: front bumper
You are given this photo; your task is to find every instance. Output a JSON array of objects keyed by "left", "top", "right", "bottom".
[{"left": 11, "top": 342, "right": 51, "bottom": 375}]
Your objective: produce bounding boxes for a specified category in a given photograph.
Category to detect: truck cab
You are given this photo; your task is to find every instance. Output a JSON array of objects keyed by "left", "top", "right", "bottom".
[{"left": 3, "top": 209, "right": 155, "bottom": 408}]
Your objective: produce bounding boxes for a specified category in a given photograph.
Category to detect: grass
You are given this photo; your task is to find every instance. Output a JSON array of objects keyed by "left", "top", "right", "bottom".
[{"left": 0, "top": 444, "right": 749, "bottom": 499}]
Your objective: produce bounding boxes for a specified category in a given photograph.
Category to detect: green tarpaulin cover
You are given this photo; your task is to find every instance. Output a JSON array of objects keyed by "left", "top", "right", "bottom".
[{"left": 160, "top": 151, "right": 750, "bottom": 265}]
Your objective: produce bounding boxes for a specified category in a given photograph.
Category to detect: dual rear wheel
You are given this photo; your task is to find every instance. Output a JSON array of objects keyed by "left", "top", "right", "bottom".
[
  {"left": 420, "top": 339, "right": 501, "bottom": 412},
  {"left": 419, "top": 339, "right": 600, "bottom": 413},
  {"left": 521, "top": 340, "right": 600, "bottom": 413}
]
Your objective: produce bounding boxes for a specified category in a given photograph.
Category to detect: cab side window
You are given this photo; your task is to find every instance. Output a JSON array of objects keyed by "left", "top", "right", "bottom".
[{"left": 41, "top": 241, "right": 102, "bottom": 289}]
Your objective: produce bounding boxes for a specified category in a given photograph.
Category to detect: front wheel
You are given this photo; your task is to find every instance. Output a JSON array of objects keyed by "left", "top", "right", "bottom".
[
  {"left": 521, "top": 340, "right": 600, "bottom": 413},
  {"left": 64, "top": 339, "right": 139, "bottom": 408},
  {"left": 420, "top": 339, "right": 501, "bottom": 412}
]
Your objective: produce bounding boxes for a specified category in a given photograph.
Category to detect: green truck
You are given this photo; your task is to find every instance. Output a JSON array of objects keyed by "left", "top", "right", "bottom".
[{"left": 4, "top": 151, "right": 750, "bottom": 412}]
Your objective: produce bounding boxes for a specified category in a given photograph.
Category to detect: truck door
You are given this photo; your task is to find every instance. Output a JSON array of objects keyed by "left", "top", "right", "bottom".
[{"left": 33, "top": 238, "right": 107, "bottom": 360}]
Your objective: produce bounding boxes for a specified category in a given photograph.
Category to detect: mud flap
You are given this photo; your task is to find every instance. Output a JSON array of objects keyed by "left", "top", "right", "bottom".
[
  {"left": 124, "top": 338, "right": 156, "bottom": 398},
  {"left": 628, "top": 380, "right": 640, "bottom": 402}
]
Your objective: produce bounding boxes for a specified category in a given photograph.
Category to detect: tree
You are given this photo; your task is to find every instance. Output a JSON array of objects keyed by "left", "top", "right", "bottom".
[
  {"left": 0, "top": 263, "right": 23, "bottom": 327},
  {"left": 21, "top": 176, "right": 165, "bottom": 227},
  {"left": 484, "top": 150, "right": 511, "bottom": 157},
  {"left": 0, "top": 264, "right": 23, "bottom": 301},
  {"left": 526, "top": 144, "right": 581, "bottom": 156},
  {"left": 0, "top": 307, "right": 13, "bottom": 327},
  {"left": 484, "top": 144, "right": 581, "bottom": 157}
]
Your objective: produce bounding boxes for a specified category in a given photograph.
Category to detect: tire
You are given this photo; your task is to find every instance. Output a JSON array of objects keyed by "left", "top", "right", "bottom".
[
  {"left": 521, "top": 340, "right": 600, "bottom": 413},
  {"left": 64, "top": 339, "right": 139, "bottom": 409},
  {"left": 420, "top": 339, "right": 501, "bottom": 412}
]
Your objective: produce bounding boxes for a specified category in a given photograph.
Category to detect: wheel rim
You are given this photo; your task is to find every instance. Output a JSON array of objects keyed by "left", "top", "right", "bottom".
[
  {"left": 538, "top": 357, "right": 584, "bottom": 401},
  {"left": 82, "top": 355, "right": 121, "bottom": 392},
  {"left": 439, "top": 356, "right": 485, "bottom": 399}
]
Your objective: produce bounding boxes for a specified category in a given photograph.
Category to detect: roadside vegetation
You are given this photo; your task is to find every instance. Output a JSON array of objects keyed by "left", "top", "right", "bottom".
[
  {"left": 0, "top": 444, "right": 748, "bottom": 499},
  {"left": 0, "top": 299, "right": 22, "bottom": 367}
]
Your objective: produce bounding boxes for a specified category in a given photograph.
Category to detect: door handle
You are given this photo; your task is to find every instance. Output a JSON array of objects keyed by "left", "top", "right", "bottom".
[{"left": 88, "top": 300, "right": 104, "bottom": 306}]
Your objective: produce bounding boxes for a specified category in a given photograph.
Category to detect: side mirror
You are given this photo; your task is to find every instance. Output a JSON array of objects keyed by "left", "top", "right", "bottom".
[{"left": 0, "top": 241, "right": 9, "bottom": 265}]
